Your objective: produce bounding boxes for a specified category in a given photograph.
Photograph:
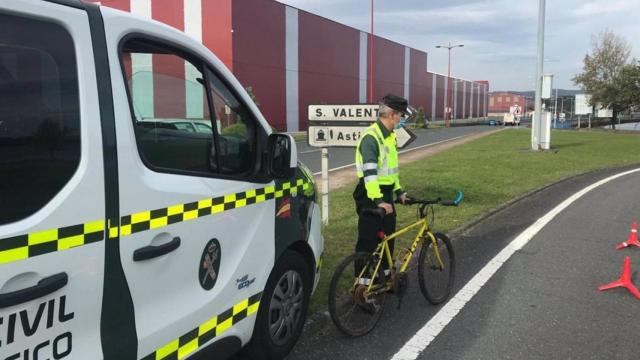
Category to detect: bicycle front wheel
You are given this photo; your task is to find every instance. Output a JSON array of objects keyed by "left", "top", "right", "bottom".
[
  {"left": 328, "top": 252, "right": 387, "bottom": 337},
  {"left": 418, "top": 232, "right": 455, "bottom": 305}
]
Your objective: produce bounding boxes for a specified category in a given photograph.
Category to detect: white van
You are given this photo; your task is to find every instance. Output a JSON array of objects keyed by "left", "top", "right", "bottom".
[{"left": 0, "top": 1, "right": 323, "bottom": 359}]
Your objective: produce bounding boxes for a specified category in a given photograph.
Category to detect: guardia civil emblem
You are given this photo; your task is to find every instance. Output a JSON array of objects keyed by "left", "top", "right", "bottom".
[{"left": 199, "top": 238, "right": 221, "bottom": 290}]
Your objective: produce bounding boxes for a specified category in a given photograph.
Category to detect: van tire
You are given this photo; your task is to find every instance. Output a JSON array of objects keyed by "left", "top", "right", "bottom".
[{"left": 244, "top": 250, "right": 311, "bottom": 359}]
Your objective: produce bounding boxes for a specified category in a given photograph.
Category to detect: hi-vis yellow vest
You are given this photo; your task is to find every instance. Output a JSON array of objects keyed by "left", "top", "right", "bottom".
[{"left": 355, "top": 122, "right": 401, "bottom": 200}]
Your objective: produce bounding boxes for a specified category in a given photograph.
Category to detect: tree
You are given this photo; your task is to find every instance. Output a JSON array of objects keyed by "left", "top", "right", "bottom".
[
  {"left": 413, "top": 107, "right": 427, "bottom": 128},
  {"left": 573, "top": 30, "right": 633, "bottom": 129},
  {"left": 616, "top": 61, "right": 640, "bottom": 112}
]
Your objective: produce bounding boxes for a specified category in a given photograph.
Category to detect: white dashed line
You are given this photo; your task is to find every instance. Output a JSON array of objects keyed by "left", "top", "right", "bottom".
[{"left": 390, "top": 167, "right": 640, "bottom": 360}]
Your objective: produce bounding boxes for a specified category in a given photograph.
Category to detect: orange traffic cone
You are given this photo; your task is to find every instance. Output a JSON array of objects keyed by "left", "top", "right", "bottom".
[
  {"left": 598, "top": 256, "right": 640, "bottom": 300},
  {"left": 616, "top": 221, "right": 639, "bottom": 250}
]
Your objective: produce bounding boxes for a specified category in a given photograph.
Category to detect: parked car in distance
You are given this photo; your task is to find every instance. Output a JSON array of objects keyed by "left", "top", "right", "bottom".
[{"left": 138, "top": 118, "right": 214, "bottom": 134}]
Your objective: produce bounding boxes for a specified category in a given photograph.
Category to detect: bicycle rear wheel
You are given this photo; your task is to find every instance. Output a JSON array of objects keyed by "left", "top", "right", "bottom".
[
  {"left": 328, "top": 252, "right": 387, "bottom": 337},
  {"left": 417, "top": 232, "right": 455, "bottom": 304}
]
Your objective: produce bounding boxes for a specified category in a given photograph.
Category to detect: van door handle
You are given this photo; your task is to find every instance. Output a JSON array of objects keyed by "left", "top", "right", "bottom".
[
  {"left": 133, "top": 237, "right": 181, "bottom": 261},
  {"left": 0, "top": 272, "right": 68, "bottom": 309}
]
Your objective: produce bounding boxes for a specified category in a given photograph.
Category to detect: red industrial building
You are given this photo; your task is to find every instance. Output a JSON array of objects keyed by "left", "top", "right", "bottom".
[
  {"left": 488, "top": 92, "right": 530, "bottom": 114},
  {"left": 92, "top": 0, "right": 490, "bottom": 131}
]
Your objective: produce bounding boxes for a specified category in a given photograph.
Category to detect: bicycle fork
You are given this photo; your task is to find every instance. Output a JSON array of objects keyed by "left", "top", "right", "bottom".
[{"left": 424, "top": 232, "right": 446, "bottom": 270}]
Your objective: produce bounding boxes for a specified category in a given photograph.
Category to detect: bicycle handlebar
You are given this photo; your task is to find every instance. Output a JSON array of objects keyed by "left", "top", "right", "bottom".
[
  {"left": 361, "top": 191, "right": 464, "bottom": 218},
  {"left": 397, "top": 191, "right": 464, "bottom": 207}
]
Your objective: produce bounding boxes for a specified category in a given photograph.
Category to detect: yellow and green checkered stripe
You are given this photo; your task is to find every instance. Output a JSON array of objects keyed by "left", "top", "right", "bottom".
[
  {"left": 0, "top": 179, "right": 311, "bottom": 265},
  {"left": 0, "top": 220, "right": 105, "bottom": 265},
  {"left": 111, "top": 178, "right": 311, "bottom": 238},
  {"left": 142, "top": 292, "right": 262, "bottom": 360}
]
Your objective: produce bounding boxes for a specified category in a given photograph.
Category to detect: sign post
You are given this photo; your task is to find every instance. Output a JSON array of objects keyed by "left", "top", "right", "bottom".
[
  {"left": 307, "top": 105, "right": 416, "bottom": 224},
  {"left": 321, "top": 148, "right": 329, "bottom": 225}
]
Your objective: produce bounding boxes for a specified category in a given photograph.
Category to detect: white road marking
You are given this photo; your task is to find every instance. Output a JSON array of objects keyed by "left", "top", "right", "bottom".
[
  {"left": 311, "top": 133, "right": 472, "bottom": 176},
  {"left": 390, "top": 167, "right": 640, "bottom": 360},
  {"left": 312, "top": 163, "right": 355, "bottom": 176},
  {"left": 300, "top": 149, "right": 321, "bottom": 154},
  {"left": 397, "top": 134, "right": 467, "bottom": 155}
]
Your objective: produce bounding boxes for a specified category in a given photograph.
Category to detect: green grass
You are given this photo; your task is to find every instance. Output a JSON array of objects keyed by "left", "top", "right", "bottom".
[
  {"left": 311, "top": 129, "right": 640, "bottom": 312},
  {"left": 291, "top": 133, "right": 308, "bottom": 142}
]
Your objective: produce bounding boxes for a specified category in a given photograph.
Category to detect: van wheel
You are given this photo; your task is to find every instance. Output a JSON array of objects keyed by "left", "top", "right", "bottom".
[{"left": 245, "top": 251, "right": 311, "bottom": 359}]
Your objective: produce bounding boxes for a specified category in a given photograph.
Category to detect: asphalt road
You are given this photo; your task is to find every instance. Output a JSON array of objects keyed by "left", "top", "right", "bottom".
[
  {"left": 284, "top": 164, "right": 640, "bottom": 360},
  {"left": 420, "top": 166, "right": 640, "bottom": 359},
  {"left": 297, "top": 125, "right": 495, "bottom": 174}
]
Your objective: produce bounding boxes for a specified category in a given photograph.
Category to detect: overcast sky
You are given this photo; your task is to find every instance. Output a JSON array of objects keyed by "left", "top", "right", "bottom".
[{"left": 276, "top": 0, "right": 640, "bottom": 91}]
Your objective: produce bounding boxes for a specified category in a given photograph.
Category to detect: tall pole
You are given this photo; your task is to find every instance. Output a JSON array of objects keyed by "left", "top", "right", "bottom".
[
  {"left": 553, "top": 85, "right": 558, "bottom": 128},
  {"left": 532, "top": 0, "right": 546, "bottom": 150},
  {"left": 369, "top": 0, "right": 374, "bottom": 103},
  {"left": 447, "top": 44, "right": 452, "bottom": 127},
  {"left": 436, "top": 42, "right": 464, "bottom": 128}
]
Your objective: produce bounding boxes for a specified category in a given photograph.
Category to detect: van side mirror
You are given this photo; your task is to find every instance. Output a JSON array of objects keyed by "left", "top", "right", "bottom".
[{"left": 267, "top": 133, "right": 297, "bottom": 179}]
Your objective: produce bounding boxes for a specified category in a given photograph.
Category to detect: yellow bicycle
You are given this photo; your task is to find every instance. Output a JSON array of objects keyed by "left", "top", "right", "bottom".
[{"left": 328, "top": 192, "right": 463, "bottom": 336}]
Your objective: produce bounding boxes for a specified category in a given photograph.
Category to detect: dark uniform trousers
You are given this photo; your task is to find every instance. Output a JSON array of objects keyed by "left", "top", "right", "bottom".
[{"left": 353, "top": 178, "right": 396, "bottom": 267}]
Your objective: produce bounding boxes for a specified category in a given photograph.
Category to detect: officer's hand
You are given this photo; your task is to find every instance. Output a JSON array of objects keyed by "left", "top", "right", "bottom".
[
  {"left": 378, "top": 202, "right": 393, "bottom": 215},
  {"left": 399, "top": 193, "right": 409, "bottom": 205}
]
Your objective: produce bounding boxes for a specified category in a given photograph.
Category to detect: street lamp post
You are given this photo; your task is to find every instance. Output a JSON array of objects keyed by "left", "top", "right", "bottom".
[
  {"left": 436, "top": 42, "right": 464, "bottom": 127},
  {"left": 553, "top": 84, "right": 558, "bottom": 128},
  {"left": 369, "top": 0, "right": 374, "bottom": 103},
  {"left": 533, "top": 0, "right": 546, "bottom": 150}
]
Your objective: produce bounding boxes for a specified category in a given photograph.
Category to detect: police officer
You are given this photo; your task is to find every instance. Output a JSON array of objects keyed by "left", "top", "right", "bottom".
[{"left": 354, "top": 94, "right": 412, "bottom": 268}]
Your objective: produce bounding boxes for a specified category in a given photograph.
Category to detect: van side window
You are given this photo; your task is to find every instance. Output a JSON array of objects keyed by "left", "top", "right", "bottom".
[
  {"left": 121, "top": 39, "right": 216, "bottom": 174},
  {"left": 0, "top": 13, "right": 80, "bottom": 225},
  {"left": 205, "top": 69, "right": 256, "bottom": 175},
  {"left": 120, "top": 39, "right": 258, "bottom": 177}
]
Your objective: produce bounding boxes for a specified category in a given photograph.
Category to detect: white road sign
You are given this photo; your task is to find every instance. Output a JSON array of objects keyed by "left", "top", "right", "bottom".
[
  {"left": 574, "top": 94, "right": 591, "bottom": 115},
  {"left": 308, "top": 125, "right": 416, "bottom": 148},
  {"left": 308, "top": 104, "right": 379, "bottom": 121},
  {"left": 396, "top": 127, "right": 417, "bottom": 148},
  {"left": 308, "top": 126, "right": 367, "bottom": 147},
  {"left": 542, "top": 74, "right": 553, "bottom": 99}
]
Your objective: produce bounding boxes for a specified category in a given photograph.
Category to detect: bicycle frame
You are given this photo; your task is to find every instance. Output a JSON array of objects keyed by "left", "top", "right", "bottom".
[{"left": 363, "top": 216, "right": 446, "bottom": 293}]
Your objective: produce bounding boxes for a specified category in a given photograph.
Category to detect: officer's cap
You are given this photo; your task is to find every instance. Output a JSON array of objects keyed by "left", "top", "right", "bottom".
[{"left": 381, "top": 94, "right": 414, "bottom": 117}]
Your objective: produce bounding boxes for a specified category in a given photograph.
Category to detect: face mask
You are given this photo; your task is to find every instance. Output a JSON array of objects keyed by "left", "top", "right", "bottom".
[{"left": 395, "top": 116, "right": 407, "bottom": 130}]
